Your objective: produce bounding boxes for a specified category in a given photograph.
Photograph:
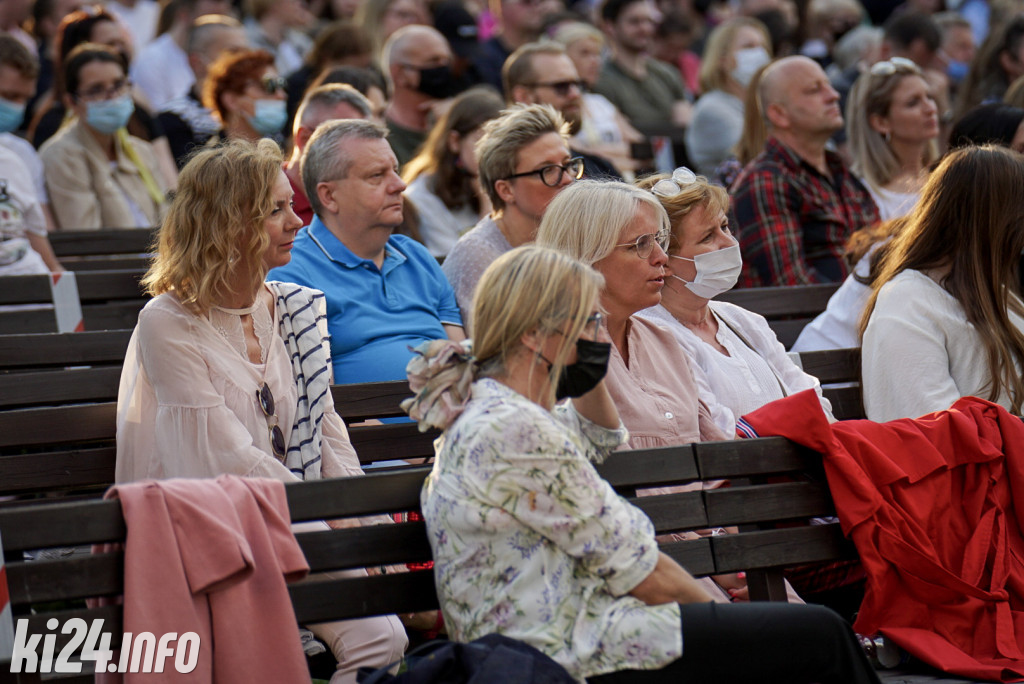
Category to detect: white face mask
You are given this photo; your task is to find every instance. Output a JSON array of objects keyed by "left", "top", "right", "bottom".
[
  {"left": 669, "top": 242, "right": 742, "bottom": 299},
  {"left": 731, "top": 46, "right": 771, "bottom": 88}
]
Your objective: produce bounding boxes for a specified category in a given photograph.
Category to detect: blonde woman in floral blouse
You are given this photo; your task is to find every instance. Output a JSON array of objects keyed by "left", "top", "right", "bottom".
[{"left": 404, "top": 245, "right": 881, "bottom": 684}]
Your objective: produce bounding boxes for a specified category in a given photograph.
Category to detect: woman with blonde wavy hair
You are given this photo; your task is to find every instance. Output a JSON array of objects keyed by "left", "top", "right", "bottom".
[
  {"left": 861, "top": 144, "right": 1024, "bottom": 422},
  {"left": 116, "top": 138, "right": 408, "bottom": 684}
]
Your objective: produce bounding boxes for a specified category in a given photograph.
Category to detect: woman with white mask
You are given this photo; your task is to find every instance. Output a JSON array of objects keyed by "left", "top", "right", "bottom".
[
  {"left": 685, "top": 18, "right": 772, "bottom": 178},
  {"left": 637, "top": 168, "right": 833, "bottom": 434}
]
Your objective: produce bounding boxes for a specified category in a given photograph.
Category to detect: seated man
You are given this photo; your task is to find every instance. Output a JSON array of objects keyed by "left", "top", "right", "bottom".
[
  {"left": 730, "top": 56, "right": 879, "bottom": 287},
  {"left": 267, "top": 119, "right": 464, "bottom": 383}
]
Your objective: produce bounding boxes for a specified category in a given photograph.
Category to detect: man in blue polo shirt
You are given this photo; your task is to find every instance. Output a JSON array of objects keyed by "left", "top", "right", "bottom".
[{"left": 267, "top": 118, "right": 464, "bottom": 384}]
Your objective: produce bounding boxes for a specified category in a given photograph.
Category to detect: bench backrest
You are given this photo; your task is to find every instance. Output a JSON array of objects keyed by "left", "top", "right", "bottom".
[
  {"left": 0, "top": 436, "right": 850, "bottom": 672},
  {"left": 718, "top": 283, "right": 838, "bottom": 349},
  {"left": 0, "top": 270, "right": 147, "bottom": 334},
  {"left": 49, "top": 228, "right": 156, "bottom": 271}
]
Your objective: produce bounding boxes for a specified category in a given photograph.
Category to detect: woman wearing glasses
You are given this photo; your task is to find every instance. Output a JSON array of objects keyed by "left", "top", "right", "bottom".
[
  {"left": 116, "top": 139, "right": 408, "bottom": 683},
  {"left": 635, "top": 167, "right": 832, "bottom": 434},
  {"left": 442, "top": 104, "right": 583, "bottom": 324},
  {"left": 39, "top": 43, "right": 169, "bottom": 229},
  {"left": 410, "top": 245, "right": 882, "bottom": 684},
  {"left": 792, "top": 57, "right": 939, "bottom": 352},
  {"left": 202, "top": 49, "right": 289, "bottom": 144}
]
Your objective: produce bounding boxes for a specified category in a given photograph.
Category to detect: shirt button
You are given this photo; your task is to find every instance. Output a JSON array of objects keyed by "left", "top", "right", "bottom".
[{"left": 664, "top": 412, "right": 673, "bottom": 419}]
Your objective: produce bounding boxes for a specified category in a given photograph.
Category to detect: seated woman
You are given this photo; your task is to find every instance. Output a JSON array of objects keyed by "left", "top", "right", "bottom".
[
  {"left": 861, "top": 144, "right": 1024, "bottom": 422},
  {"left": 410, "top": 244, "right": 881, "bottom": 684},
  {"left": 203, "top": 49, "right": 289, "bottom": 144},
  {"left": 116, "top": 139, "right": 407, "bottom": 683},
  {"left": 634, "top": 167, "right": 832, "bottom": 433},
  {"left": 39, "top": 44, "right": 168, "bottom": 229},
  {"left": 402, "top": 86, "right": 504, "bottom": 257}
]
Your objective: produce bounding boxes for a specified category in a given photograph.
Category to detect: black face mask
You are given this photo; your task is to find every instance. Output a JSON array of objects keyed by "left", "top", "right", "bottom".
[
  {"left": 415, "top": 64, "right": 459, "bottom": 99},
  {"left": 555, "top": 338, "right": 611, "bottom": 400}
]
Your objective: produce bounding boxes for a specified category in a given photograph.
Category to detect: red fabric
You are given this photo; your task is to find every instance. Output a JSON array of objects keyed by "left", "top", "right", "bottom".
[
  {"left": 741, "top": 390, "right": 1024, "bottom": 681},
  {"left": 101, "top": 475, "right": 310, "bottom": 684}
]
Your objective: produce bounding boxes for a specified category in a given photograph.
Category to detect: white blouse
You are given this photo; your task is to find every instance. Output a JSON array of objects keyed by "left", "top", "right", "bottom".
[
  {"left": 116, "top": 288, "right": 363, "bottom": 483},
  {"left": 638, "top": 302, "right": 832, "bottom": 434},
  {"left": 862, "top": 269, "right": 1024, "bottom": 421}
]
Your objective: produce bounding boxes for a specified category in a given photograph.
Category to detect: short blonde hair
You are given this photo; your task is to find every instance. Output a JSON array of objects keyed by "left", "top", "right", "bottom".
[
  {"left": 635, "top": 171, "right": 729, "bottom": 251},
  {"left": 536, "top": 179, "right": 670, "bottom": 266},
  {"left": 477, "top": 103, "right": 570, "bottom": 211},
  {"left": 699, "top": 17, "right": 771, "bottom": 94},
  {"left": 474, "top": 245, "right": 604, "bottom": 408},
  {"left": 847, "top": 63, "right": 939, "bottom": 189},
  {"left": 142, "top": 139, "right": 283, "bottom": 314},
  {"left": 550, "top": 21, "right": 604, "bottom": 50}
]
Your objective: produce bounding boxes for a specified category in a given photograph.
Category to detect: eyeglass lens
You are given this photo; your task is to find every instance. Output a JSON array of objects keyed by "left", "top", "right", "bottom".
[
  {"left": 79, "top": 79, "right": 130, "bottom": 101},
  {"left": 540, "top": 158, "right": 584, "bottom": 186},
  {"left": 257, "top": 382, "right": 286, "bottom": 458},
  {"left": 261, "top": 77, "right": 287, "bottom": 95}
]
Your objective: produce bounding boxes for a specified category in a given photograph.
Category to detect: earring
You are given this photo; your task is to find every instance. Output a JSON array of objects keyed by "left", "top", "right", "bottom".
[{"left": 883, "top": 131, "right": 891, "bottom": 143}]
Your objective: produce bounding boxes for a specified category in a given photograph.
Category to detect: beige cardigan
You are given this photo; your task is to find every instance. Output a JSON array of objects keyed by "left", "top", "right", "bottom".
[{"left": 39, "top": 118, "right": 167, "bottom": 230}]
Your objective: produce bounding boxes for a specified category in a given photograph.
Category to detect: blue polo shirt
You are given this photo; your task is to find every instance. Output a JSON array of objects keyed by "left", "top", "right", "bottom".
[{"left": 267, "top": 217, "right": 462, "bottom": 383}]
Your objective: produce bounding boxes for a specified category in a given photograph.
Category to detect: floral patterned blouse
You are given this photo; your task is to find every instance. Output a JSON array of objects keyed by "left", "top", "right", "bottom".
[{"left": 421, "top": 378, "right": 683, "bottom": 681}]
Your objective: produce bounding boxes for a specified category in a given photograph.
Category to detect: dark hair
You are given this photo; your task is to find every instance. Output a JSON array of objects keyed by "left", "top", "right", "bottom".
[
  {"left": 403, "top": 86, "right": 504, "bottom": 212},
  {"left": 55, "top": 6, "right": 120, "bottom": 96},
  {"left": 955, "top": 14, "right": 1024, "bottom": 119},
  {"left": 310, "top": 65, "right": 388, "bottom": 98},
  {"left": 304, "top": 21, "right": 372, "bottom": 71},
  {"left": 202, "top": 49, "right": 275, "bottom": 124},
  {"left": 600, "top": 0, "right": 645, "bottom": 24},
  {"left": 64, "top": 43, "right": 127, "bottom": 98},
  {"left": 949, "top": 102, "right": 1024, "bottom": 149},
  {"left": 0, "top": 35, "right": 39, "bottom": 80},
  {"left": 882, "top": 11, "right": 941, "bottom": 52}
]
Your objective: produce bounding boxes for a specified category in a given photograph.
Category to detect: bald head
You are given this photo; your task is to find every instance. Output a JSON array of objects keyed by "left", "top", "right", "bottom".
[
  {"left": 758, "top": 55, "right": 842, "bottom": 137},
  {"left": 382, "top": 24, "right": 451, "bottom": 69}
]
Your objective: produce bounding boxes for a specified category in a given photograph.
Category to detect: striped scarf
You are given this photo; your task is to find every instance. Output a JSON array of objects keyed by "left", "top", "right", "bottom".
[{"left": 268, "top": 281, "right": 332, "bottom": 480}]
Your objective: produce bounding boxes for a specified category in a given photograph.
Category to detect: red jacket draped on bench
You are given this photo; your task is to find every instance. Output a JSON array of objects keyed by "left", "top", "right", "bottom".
[{"left": 740, "top": 390, "right": 1024, "bottom": 682}]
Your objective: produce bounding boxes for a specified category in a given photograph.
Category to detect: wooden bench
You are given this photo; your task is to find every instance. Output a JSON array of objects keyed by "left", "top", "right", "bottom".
[
  {"left": 719, "top": 283, "right": 840, "bottom": 349},
  {"left": 49, "top": 228, "right": 156, "bottom": 272},
  {"left": 0, "top": 270, "right": 148, "bottom": 334},
  {"left": 0, "top": 437, "right": 974, "bottom": 683}
]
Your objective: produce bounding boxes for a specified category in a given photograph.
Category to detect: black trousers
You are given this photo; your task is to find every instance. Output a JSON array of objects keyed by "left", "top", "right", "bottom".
[{"left": 588, "top": 602, "right": 882, "bottom": 684}]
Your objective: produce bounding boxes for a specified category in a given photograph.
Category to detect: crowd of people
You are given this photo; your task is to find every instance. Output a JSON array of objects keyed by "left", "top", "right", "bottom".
[{"left": 2, "top": 0, "right": 1024, "bottom": 680}]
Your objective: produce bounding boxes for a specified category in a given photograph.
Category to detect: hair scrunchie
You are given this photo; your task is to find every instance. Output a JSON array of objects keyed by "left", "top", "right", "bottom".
[{"left": 402, "top": 339, "right": 476, "bottom": 432}]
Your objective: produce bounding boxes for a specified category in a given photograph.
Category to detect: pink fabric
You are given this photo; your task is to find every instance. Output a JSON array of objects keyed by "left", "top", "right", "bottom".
[{"left": 102, "top": 475, "right": 310, "bottom": 683}]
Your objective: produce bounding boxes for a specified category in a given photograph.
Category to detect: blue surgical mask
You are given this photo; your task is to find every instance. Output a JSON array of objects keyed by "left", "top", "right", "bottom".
[
  {"left": 0, "top": 97, "right": 25, "bottom": 133},
  {"left": 947, "top": 59, "right": 969, "bottom": 83},
  {"left": 86, "top": 94, "right": 134, "bottom": 134},
  {"left": 247, "top": 99, "right": 287, "bottom": 136}
]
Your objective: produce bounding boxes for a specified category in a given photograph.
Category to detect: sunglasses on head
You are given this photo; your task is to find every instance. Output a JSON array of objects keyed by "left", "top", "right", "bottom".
[{"left": 869, "top": 57, "right": 919, "bottom": 77}]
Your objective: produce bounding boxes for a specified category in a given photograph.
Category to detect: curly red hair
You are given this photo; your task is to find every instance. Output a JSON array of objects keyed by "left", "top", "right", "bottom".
[{"left": 202, "top": 49, "right": 275, "bottom": 125}]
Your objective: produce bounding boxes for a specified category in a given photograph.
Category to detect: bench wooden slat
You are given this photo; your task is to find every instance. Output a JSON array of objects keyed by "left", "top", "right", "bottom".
[
  {"left": 704, "top": 482, "right": 834, "bottom": 527},
  {"left": 289, "top": 570, "right": 439, "bottom": 624},
  {"left": 718, "top": 284, "right": 838, "bottom": 317},
  {"left": 0, "top": 497, "right": 123, "bottom": 551},
  {"left": 0, "top": 270, "right": 145, "bottom": 306},
  {"left": 629, "top": 491, "right": 706, "bottom": 532},
  {"left": 596, "top": 445, "right": 699, "bottom": 489},
  {"left": 693, "top": 437, "right": 822, "bottom": 480},
  {"left": 0, "top": 331, "right": 132, "bottom": 368},
  {"left": 0, "top": 403, "right": 117, "bottom": 449},
  {"left": 823, "top": 386, "right": 865, "bottom": 422},
  {"left": 0, "top": 367, "right": 122, "bottom": 408},
  {"left": 286, "top": 467, "right": 429, "bottom": 521},
  {"left": 348, "top": 423, "right": 438, "bottom": 464},
  {"left": 331, "top": 381, "right": 412, "bottom": 421},
  {"left": 298, "top": 522, "right": 432, "bottom": 572},
  {"left": 799, "top": 348, "right": 860, "bottom": 383},
  {"left": 660, "top": 537, "right": 715, "bottom": 576},
  {"left": 50, "top": 228, "right": 156, "bottom": 257},
  {"left": 767, "top": 318, "right": 815, "bottom": 350},
  {"left": 7, "top": 552, "right": 123, "bottom": 604},
  {"left": 0, "top": 447, "right": 116, "bottom": 495},
  {"left": 711, "top": 524, "right": 855, "bottom": 573}
]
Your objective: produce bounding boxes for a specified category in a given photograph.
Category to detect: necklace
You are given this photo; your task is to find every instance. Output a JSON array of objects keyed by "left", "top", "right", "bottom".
[{"left": 212, "top": 301, "right": 260, "bottom": 316}]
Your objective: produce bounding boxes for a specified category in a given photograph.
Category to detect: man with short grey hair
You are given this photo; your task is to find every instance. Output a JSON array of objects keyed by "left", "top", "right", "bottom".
[
  {"left": 267, "top": 119, "right": 464, "bottom": 383},
  {"left": 284, "top": 83, "right": 373, "bottom": 224}
]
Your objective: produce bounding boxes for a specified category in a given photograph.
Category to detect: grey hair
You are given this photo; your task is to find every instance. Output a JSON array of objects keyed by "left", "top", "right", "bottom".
[
  {"left": 295, "top": 84, "right": 372, "bottom": 134},
  {"left": 476, "top": 103, "right": 570, "bottom": 211},
  {"left": 186, "top": 14, "right": 243, "bottom": 55},
  {"left": 536, "top": 179, "right": 670, "bottom": 266},
  {"left": 301, "top": 118, "right": 389, "bottom": 217},
  {"left": 832, "top": 25, "right": 882, "bottom": 72}
]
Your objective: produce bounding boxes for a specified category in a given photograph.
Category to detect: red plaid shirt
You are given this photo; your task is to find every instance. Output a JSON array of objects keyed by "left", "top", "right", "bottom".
[{"left": 730, "top": 138, "right": 880, "bottom": 287}]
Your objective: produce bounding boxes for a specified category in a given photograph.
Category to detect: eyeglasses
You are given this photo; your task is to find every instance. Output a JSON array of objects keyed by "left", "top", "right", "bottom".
[
  {"left": 617, "top": 230, "right": 670, "bottom": 258},
  {"left": 650, "top": 166, "right": 698, "bottom": 197},
  {"left": 257, "top": 382, "right": 287, "bottom": 459},
  {"left": 75, "top": 78, "right": 131, "bottom": 102},
  {"left": 252, "top": 76, "right": 287, "bottom": 96},
  {"left": 583, "top": 312, "right": 603, "bottom": 339},
  {"left": 504, "top": 157, "right": 585, "bottom": 187},
  {"left": 528, "top": 79, "right": 584, "bottom": 97},
  {"left": 869, "top": 57, "right": 919, "bottom": 77}
]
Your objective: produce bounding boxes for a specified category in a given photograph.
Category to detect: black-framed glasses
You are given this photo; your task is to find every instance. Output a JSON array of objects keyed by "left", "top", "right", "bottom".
[
  {"left": 257, "top": 382, "right": 287, "bottom": 459},
  {"left": 75, "top": 78, "right": 132, "bottom": 102},
  {"left": 617, "top": 230, "right": 670, "bottom": 259},
  {"left": 651, "top": 166, "right": 698, "bottom": 197},
  {"left": 869, "top": 57, "right": 919, "bottom": 77},
  {"left": 253, "top": 76, "right": 287, "bottom": 96},
  {"left": 504, "top": 157, "right": 585, "bottom": 187},
  {"left": 528, "top": 79, "right": 584, "bottom": 97}
]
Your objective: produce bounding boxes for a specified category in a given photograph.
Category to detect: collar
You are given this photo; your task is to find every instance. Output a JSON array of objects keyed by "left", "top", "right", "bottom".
[
  {"left": 307, "top": 216, "right": 407, "bottom": 275},
  {"left": 70, "top": 118, "right": 139, "bottom": 176},
  {"left": 764, "top": 137, "right": 847, "bottom": 179}
]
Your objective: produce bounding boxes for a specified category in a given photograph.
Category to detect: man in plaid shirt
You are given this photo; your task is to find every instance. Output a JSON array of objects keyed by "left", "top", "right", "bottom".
[{"left": 730, "top": 56, "right": 880, "bottom": 287}]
